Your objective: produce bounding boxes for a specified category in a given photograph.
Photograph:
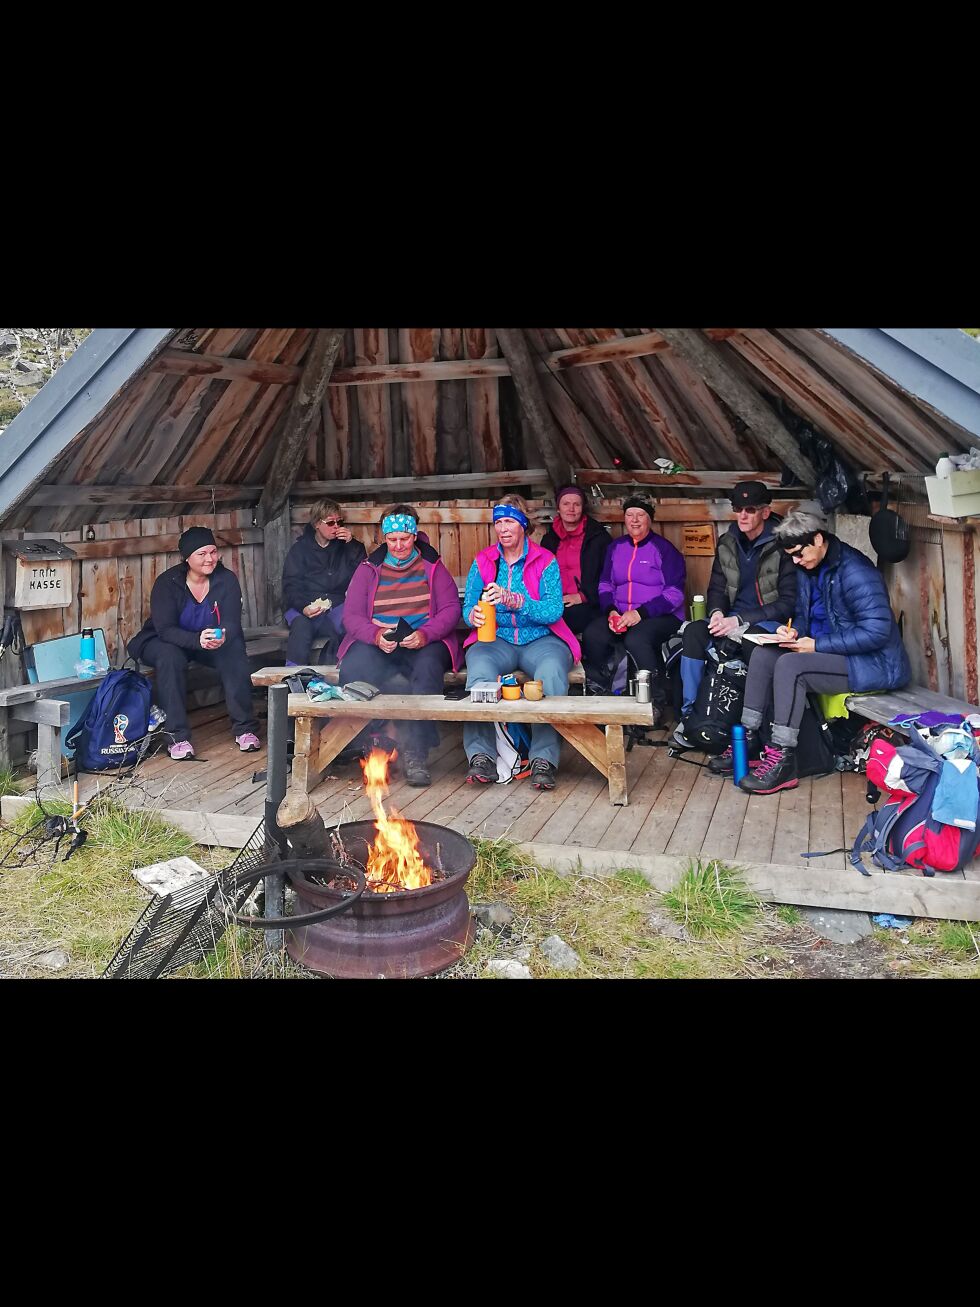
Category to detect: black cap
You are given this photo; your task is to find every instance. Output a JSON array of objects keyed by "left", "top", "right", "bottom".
[
  {"left": 622, "top": 495, "right": 656, "bottom": 522},
  {"left": 730, "top": 481, "right": 772, "bottom": 509},
  {"left": 178, "top": 526, "right": 217, "bottom": 559}
]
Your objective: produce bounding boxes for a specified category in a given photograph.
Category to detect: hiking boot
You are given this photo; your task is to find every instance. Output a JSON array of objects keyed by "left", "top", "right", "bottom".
[
  {"left": 530, "top": 758, "right": 558, "bottom": 790},
  {"left": 169, "top": 740, "right": 195, "bottom": 761},
  {"left": 466, "top": 753, "right": 497, "bottom": 785},
  {"left": 672, "top": 721, "right": 694, "bottom": 749},
  {"left": 236, "top": 732, "right": 261, "bottom": 752},
  {"left": 708, "top": 729, "right": 760, "bottom": 775},
  {"left": 402, "top": 751, "right": 431, "bottom": 787},
  {"left": 738, "top": 744, "right": 798, "bottom": 795}
]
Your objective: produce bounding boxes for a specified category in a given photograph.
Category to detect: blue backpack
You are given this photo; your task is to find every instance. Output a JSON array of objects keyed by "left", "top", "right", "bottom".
[{"left": 65, "top": 668, "right": 153, "bottom": 772}]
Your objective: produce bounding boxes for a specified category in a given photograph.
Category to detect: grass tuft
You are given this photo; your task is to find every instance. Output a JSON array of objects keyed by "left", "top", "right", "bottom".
[
  {"left": 661, "top": 857, "right": 760, "bottom": 939},
  {"left": 775, "top": 904, "right": 803, "bottom": 926},
  {"left": 935, "top": 920, "right": 980, "bottom": 960}
]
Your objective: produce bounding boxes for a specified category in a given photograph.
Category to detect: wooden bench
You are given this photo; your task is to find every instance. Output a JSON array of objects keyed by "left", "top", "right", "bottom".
[
  {"left": 251, "top": 661, "right": 587, "bottom": 688},
  {"left": 843, "top": 687, "right": 980, "bottom": 729},
  {"left": 251, "top": 672, "right": 655, "bottom": 804}
]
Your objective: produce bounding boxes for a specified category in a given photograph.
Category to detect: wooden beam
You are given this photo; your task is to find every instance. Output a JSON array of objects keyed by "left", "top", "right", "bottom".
[
  {"left": 256, "top": 328, "right": 344, "bottom": 527},
  {"left": 29, "top": 483, "right": 262, "bottom": 507},
  {"left": 653, "top": 327, "right": 818, "bottom": 487},
  {"left": 150, "top": 349, "right": 303, "bottom": 386},
  {"left": 574, "top": 469, "right": 802, "bottom": 491},
  {"left": 292, "top": 469, "right": 551, "bottom": 499},
  {"left": 495, "top": 328, "right": 571, "bottom": 491},
  {"left": 262, "top": 500, "right": 291, "bottom": 627},
  {"left": 0, "top": 528, "right": 265, "bottom": 561}
]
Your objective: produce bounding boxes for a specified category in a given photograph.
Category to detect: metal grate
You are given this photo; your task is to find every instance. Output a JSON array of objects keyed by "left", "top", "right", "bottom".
[{"left": 101, "top": 819, "right": 278, "bottom": 980}]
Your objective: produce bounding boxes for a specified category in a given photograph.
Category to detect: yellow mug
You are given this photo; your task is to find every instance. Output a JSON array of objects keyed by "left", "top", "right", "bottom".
[
  {"left": 501, "top": 684, "right": 522, "bottom": 701},
  {"left": 523, "top": 680, "right": 544, "bottom": 701}
]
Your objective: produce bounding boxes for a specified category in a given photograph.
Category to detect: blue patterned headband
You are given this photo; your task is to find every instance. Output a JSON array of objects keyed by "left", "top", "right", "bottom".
[
  {"left": 382, "top": 513, "right": 417, "bottom": 535},
  {"left": 493, "top": 503, "right": 529, "bottom": 530}
]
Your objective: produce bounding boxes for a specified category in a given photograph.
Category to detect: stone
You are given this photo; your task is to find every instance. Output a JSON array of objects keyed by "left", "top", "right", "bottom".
[
  {"left": 13, "top": 358, "right": 42, "bottom": 372},
  {"left": 473, "top": 902, "right": 515, "bottom": 933},
  {"left": 10, "top": 371, "right": 43, "bottom": 388},
  {"left": 799, "top": 906, "right": 875, "bottom": 944},
  {"left": 510, "top": 945, "right": 531, "bottom": 963},
  {"left": 0, "top": 333, "right": 16, "bottom": 355},
  {"left": 133, "top": 855, "right": 211, "bottom": 897},
  {"left": 539, "top": 934, "right": 582, "bottom": 971},
  {"left": 646, "top": 907, "right": 691, "bottom": 941},
  {"left": 35, "top": 949, "right": 69, "bottom": 971},
  {"left": 487, "top": 959, "right": 533, "bottom": 979}
]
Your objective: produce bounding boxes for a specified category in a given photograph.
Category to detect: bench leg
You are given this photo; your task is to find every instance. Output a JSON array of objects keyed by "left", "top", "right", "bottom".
[
  {"left": 35, "top": 723, "right": 63, "bottom": 788},
  {"left": 554, "top": 723, "right": 629, "bottom": 805},
  {"left": 292, "top": 715, "right": 369, "bottom": 794}
]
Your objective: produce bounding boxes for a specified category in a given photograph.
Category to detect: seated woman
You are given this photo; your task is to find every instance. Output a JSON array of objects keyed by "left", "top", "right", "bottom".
[
  {"left": 737, "top": 508, "right": 911, "bottom": 795},
  {"left": 281, "top": 498, "right": 366, "bottom": 665},
  {"left": 539, "top": 485, "right": 613, "bottom": 638},
  {"left": 581, "top": 495, "right": 686, "bottom": 727},
  {"left": 462, "top": 493, "right": 579, "bottom": 792},
  {"left": 337, "top": 504, "right": 462, "bottom": 787},
  {"left": 128, "top": 526, "right": 260, "bottom": 760}
]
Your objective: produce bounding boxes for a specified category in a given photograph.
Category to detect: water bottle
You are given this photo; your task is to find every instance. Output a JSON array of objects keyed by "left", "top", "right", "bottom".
[
  {"left": 79, "top": 627, "right": 97, "bottom": 679},
  {"left": 691, "top": 594, "right": 707, "bottom": 622},
  {"left": 935, "top": 454, "right": 953, "bottom": 479},
  {"left": 636, "top": 670, "right": 652, "bottom": 704},
  {"left": 731, "top": 724, "right": 749, "bottom": 786},
  {"left": 477, "top": 588, "right": 497, "bottom": 642}
]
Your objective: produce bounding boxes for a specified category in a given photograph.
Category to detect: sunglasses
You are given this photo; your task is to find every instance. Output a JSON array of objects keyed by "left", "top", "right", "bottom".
[{"left": 319, "top": 518, "right": 344, "bottom": 527}]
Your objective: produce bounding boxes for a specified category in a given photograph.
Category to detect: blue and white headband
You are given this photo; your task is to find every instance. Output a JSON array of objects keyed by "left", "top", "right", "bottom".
[
  {"left": 381, "top": 513, "right": 418, "bottom": 536},
  {"left": 492, "top": 503, "right": 529, "bottom": 530}
]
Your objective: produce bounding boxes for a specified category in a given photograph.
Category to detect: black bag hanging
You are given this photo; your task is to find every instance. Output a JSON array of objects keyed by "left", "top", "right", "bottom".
[
  {"left": 869, "top": 472, "right": 911, "bottom": 564},
  {"left": 684, "top": 640, "right": 747, "bottom": 756}
]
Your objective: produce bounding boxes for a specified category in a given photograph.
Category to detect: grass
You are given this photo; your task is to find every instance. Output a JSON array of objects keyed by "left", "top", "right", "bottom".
[
  {"left": 776, "top": 904, "right": 803, "bottom": 926},
  {"left": 935, "top": 920, "right": 980, "bottom": 960},
  {"left": 0, "top": 766, "right": 23, "bottom": 799},
  {"left": 661, "top": 857, "right": 761, "bottom": 940}
]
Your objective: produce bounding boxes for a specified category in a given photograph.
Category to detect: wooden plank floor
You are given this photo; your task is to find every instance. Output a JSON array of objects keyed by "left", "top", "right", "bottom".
[{"left": 66, "top": 707, "right": 980, "bottom": 877}]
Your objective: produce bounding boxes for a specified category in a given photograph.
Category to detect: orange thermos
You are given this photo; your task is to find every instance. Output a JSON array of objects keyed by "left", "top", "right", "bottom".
[{"left": 477, "top": 589, "right": 497, "bottom": 641}]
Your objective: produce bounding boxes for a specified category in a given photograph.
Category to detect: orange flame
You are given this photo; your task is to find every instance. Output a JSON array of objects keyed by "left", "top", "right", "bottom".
[{"left": 359, "top": 748, "right": 432, "bottom": 893}]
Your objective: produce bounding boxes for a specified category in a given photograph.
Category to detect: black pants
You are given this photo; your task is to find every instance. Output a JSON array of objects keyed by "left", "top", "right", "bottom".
[
  {"left": 339, "top": 639, "right": 451, "bottom": 754},
  {"left": 137, "top": 635, "right": 259, "bottom": 745},
  {"left": 561, "top": 602, "right": 601, "bottom": 637},
  {"left": 742, "top": 646, "right": 851, "bottom": 748},
  {"left": 582, "top": 613, "right": 681, "bottom": 705},
  {"left": 285, "top": 610, "right": 341, "bottom": 664}
]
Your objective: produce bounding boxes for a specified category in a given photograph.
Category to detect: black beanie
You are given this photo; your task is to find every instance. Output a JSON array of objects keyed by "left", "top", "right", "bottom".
[
  {"left": 179, "top": 526, "right": 217, "bottom": 560},
  {"left": 622, "top": 495, "right": 655, "bottom": 523}
]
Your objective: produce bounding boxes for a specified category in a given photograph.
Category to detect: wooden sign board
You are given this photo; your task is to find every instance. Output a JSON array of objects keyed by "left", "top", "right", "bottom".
[
  {"left": 13, "top": 558, "right": 73, "bottom": 608},
  {"left": 682, "top": 524, "right": 715, "bottom": 556}
]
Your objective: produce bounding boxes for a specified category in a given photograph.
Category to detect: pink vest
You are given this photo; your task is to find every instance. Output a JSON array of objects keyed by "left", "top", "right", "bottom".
[{"left": 464, "top": 541, "right": 581, "bottom": 663}]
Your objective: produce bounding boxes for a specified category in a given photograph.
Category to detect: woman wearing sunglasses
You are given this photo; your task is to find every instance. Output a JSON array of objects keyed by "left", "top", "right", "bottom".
[{"left": 282, "top": 498, "right": 366, "bottom": 665}]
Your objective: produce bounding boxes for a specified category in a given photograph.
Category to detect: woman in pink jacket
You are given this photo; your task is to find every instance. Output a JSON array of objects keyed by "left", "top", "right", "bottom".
[{"left": 338, "top": 504, "right": 462, "bottom": 787}]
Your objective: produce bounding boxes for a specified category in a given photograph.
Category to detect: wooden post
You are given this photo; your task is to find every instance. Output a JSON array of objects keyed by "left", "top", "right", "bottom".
[
  {"left": 256, "top": 327, "right": 344, "bottom": 527},
  {"left": 495, "top": 327, "right": 572, "bottom": 491},
  {"left": 653, "top": 327, "right": 818, "bottom": 487},
  {"left": 263, "top": 499, "right": 291, "bottom": 627}
]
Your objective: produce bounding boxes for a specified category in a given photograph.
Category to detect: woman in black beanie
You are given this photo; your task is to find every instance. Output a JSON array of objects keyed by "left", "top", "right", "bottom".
[{"left": 128, "top": 527, "right": 261, "bottom": 760}]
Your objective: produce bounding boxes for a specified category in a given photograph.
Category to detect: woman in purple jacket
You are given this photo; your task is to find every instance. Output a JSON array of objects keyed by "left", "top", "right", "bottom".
[
  {"left": 582, "top": 496, "right": 686, "bottom": 726},
  {"left": 337, "top": 504, "right": 462, "bottom": 787}
]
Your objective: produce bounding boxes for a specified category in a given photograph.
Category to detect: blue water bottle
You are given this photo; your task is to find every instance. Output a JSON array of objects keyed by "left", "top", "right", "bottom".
[
  {"left": 79, "top": 627, "right": 97, "bottom": 679},
  {"left": 731, "top": 724, "right": 749, "bottom": 786}
]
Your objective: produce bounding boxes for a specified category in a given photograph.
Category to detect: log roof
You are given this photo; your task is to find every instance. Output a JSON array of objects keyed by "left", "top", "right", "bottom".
[{"left": 1, "top": 326, "right": 979, "bottom": 532}]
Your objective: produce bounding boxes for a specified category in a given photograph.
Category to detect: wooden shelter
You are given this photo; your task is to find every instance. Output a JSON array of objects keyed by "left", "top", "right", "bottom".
[{"left": 1, "top": 326, "right": 979, "bottom": 917}]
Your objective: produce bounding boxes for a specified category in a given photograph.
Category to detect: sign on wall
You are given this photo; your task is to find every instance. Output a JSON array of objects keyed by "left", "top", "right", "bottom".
[{"left": 682, "top": 524, "right": 715, "bottom": 556}]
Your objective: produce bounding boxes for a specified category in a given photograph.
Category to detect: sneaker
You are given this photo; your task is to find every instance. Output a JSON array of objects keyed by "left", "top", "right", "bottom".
[
  {"left": 236, "top": 732, "right": 261, "bottom": 753},
  {"left": 466, "top": 753, "right": 497, "bottom": 785},
  {"left": 402, "top": 751, "right": 431, "bottom": 787},
  {"left": 530, "top": 758, "right": 558, "bottom": 790},
  {"left": 708, "top": 745, "right": 735, "bottom": 776},
  {"left": 738, "top": 744, "right": 799, "bottom": 795},
  {"left": 168, "top": 740, "right": 195, "bottom": 761},
  {"left": 148, "top": 704, "right": 167, "bottom": 733},
  {"left": 672, "top": 722, "right": 694, "bottom": 749}
]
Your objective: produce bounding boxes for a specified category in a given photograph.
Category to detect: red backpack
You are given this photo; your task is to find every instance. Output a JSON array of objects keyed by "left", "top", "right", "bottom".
[{"left": 851, "top": 736, "right": 980, "bottom": 876}]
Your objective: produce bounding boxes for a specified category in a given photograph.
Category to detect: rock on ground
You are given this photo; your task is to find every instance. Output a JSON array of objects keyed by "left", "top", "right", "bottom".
[
  {"left": 487, "top": 959, "right": 533, "bottom": 979},
  {"left": 539, "top": 934, "right": 582, "bottom": 971},
  {"left": 34, "top": 949, "right": 70, "bottom": 971},
  {"left": 646, "top": 907, "right": 691, "bottom": 941},
  {"left": 799, "top": 907, "right": 875, "bottom": 944},
  {"left": 473, "top": 902, "right": 515, "bottom": 933}
]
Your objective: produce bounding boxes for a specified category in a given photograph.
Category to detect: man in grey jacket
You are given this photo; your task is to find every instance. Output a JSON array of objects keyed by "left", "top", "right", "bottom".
[{"left": 673, "top": 481, "right": 797, "bottom": 747}]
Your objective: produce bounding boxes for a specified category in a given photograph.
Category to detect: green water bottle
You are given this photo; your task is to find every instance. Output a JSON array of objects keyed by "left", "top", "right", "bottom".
[{"left": 691, "top": 594, "right": 707, "bottom": 622}]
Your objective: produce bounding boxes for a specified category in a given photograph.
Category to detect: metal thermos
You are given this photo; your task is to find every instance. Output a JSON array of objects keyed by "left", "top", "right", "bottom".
[
  {"left": 79, "top": 627, "right": 97, "bottom": 678},
  {"left": 635, "top": 670, "right": 652, "bottom": 704},
  {"left": 731, "top": 724, "right": 749, "bottom": 785},
  {"left": 691, "top": 594, "right": 707, "bottom": 622}
]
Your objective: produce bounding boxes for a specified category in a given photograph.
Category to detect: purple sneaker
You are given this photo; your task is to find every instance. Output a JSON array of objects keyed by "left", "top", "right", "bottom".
[
  {"left": 236, "top": 732, "right": 261, "bottom": 753},
  {"left": 168, "top": 740, "right": 195, "bottom": 761}
]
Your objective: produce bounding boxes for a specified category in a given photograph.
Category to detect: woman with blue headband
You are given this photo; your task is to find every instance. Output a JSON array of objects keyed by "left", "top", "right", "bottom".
[
  {"left": 462, "top": 493, "right": 580, "bottom": 791},
  {"left": 337, "top": 503, "right": 462, "bottom": 787}
]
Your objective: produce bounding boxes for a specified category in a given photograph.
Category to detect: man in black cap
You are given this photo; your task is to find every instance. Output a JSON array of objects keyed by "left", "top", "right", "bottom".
[{"left": 673, "top": 481, "right": 797, "bottom": 747}]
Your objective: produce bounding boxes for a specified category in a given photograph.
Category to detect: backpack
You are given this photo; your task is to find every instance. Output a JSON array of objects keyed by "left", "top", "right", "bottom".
[
  {"left": 684, "top": 641, "right": 747, "bottom": 755},
  {"left": 759, "top": 696, "right": 839, "bottom": 780},
  {"left": 493, "top": 721, "right": 531, "bottom": 783},
  {"left": 850, "top": 732, "right": 980, "bottom": 876},
  {"left": 65, "top": 667, "right": 153, "bottom": 772}
]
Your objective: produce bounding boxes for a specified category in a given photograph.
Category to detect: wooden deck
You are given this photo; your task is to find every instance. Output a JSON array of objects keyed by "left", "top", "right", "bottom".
[{"left": 53, "top": 703, "right": 979, "bottom": 885}]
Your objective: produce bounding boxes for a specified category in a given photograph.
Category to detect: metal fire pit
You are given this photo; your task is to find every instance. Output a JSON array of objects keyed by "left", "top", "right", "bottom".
[{"left": 284, "top": 819, "right": 477, "bottom": 979}]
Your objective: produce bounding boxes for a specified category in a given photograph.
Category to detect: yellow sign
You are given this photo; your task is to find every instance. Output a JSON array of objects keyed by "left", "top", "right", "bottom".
[{"left": 682, "top": 525, "right": 715, "bottom": 556}]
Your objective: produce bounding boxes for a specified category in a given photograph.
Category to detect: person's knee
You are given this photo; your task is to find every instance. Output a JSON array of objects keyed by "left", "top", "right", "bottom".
[
  {"left": 532, "top": 656, "right": 572, "bottom": 693},
  {"left": 148, "top": 642, "right": 187, "bottom": 670}
]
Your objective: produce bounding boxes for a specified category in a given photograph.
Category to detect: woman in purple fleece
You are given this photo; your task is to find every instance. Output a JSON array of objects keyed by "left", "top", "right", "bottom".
[
  {"left": 337, "top": 504, "right": 462, "bottom": 787},
  {"left": 581, "top": 495, "right": 686, "bottom": 726}
]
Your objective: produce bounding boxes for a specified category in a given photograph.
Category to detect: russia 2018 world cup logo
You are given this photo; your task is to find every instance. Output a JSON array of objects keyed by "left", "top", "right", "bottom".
[{"left": 113, "top": 713, "right": 129, "bottom": 743}]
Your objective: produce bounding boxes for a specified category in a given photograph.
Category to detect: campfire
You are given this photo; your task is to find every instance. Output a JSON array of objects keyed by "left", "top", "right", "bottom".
[{"left": 359, "top": 748, "right": 433, "bottom": 893}]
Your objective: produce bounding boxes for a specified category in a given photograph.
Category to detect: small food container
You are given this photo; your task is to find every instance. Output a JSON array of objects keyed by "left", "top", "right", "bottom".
[
  {"left": 501, "top": 684, "right": 522, "bottom": 701},
  {"left": 522, "top": 680, "right": 544, "bottom": 701}
]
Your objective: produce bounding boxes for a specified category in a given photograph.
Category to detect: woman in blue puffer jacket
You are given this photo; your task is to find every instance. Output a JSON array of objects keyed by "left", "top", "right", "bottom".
[{"left": 738, "top": 508, "right": 911, "bottom": 795}]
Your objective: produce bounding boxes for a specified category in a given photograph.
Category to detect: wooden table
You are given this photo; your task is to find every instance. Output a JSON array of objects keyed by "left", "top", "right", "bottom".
[{"left": 250, "top": 670, "right": 655, "bottom": 804}]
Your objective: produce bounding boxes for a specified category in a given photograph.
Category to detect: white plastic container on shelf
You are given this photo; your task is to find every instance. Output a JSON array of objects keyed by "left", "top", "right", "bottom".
[
  {"left": 935, "top": 455, "right": 953, "bottom": 479},
  {"left": 925, "top": 466, "right": 980, "bottom": 517}
]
